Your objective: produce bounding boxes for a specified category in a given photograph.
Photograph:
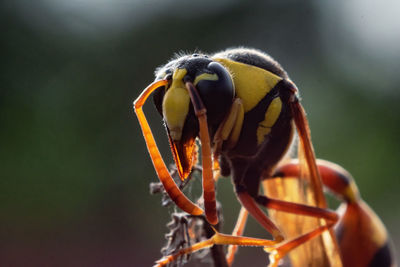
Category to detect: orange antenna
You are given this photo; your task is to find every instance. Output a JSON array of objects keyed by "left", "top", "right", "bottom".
[
  {"left": 134, "top": 79, "right": 203, "bottom": 216},
  {"left": 185, "top": 81, "right": 218, "bottom": 225}
]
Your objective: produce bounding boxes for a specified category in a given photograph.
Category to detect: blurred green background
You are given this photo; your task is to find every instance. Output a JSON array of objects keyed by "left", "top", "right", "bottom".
[{"left": 1, "top": 1, "right": 399, "bottom": 266}]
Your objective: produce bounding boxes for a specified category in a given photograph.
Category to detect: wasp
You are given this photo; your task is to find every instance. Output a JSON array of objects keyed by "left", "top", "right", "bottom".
[{"left": 134, "top": 48, "right": 396, "bottom": 266}]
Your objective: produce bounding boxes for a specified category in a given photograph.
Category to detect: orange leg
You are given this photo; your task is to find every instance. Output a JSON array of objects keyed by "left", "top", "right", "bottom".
[
  {"left": 266, "top": 158, "right": 363, "bottom": 266},
  {"left": 154, "top": 227, "right": 282, "bottom": 267},
  {"left": 265, "top": 222, "right": 335, "bottom": 267},
  {"left": 225, "top": 198, "right": 336, "bottom": 266},
  {"left": 237, "top": 192, "right": 284, "bottom": 241},
  {"left": 185, "top": 81, "right": 218, "bottom": 225},
  {"left": 237, "top": 190, "right": 338, "bottom": 237},
  {"left": 226, "top": 99, "right": 341, "bottom": 263},
  {"left": 255, "top": 193, "right": 339, "bottom": 265},
  {"left": 153, "top": 175, "right": 339, "bottom": 267},
  {"left": 252, "top": 192, "right": 338, "bottom": 267},
  {"left": 255, "top": 195, "right": 338, "bottom": 222},
  {"left": 154, "top": 194, "right": 338, "bottom": 267},
  {"left": 237, "top": 187, "right": 339, "bottom": 266},
  {"left": 134, "top": 80, "right": 203, "bottom": 216},
  {"left": 226, "top": 207, "right": 249, "bottom": 266}
]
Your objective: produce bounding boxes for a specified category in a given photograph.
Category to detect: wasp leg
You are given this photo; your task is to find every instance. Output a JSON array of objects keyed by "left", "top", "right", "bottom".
[
  {"left": 255, "top": 195, "right": 338, "bottom": 222},
  {"left": 154, "top": 227, "right": 281, "bottom": 267},
  {"left": 155, "top": 198, "right": 337, "bottom": 267},
  {"left": 236, "top": 192, "right": 285, "bottom": 241},
  {"left": 226, "top": 207, "right": 249, "bottom": 266},
  {"left": 271, "top": 159, "right": 393, "bottom": 267},
  {"left": 251, "top": 191, "right": 339, "bottom": 267},
  {"left": 237, "top": 190, "right": 339, "bottom": 238},
  {"left": 270, "top": 159, "right": 363, "bottom": 266},
  {"left": 236, "top": 173, "right": 339, "bottom": 267},
  {"left": 134, "top": 80, "right": 203, "bottom": 216},
  {"left": 265, "top": 221, "right": 335, "bottom": 267},
  {"left": 213, "top": 98, "right": 244, "bottom": 153},
  {"left": 256, "top": 193, "right": 339, "bottom": 262},
  {"left": 185, "top": 81, "right": 218, "bottom": 225}
]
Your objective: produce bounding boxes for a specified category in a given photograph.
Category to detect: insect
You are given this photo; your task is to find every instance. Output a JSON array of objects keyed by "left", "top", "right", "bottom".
[{"left": 133, "top": 48, "right": 395, "bottom": 266}]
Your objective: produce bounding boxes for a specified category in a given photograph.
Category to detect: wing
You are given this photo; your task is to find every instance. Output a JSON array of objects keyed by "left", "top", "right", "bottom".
[{"left": 262, "top": 100, "right": 342, "bottom": 267}]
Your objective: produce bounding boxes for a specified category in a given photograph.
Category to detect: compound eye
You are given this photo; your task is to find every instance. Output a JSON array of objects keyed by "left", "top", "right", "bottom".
[
  {"left": 196, "top": 62, "right": 234, "bottom": 101},
  {"left": 195, "top": 62, "right": 235, "bottom": 125}
]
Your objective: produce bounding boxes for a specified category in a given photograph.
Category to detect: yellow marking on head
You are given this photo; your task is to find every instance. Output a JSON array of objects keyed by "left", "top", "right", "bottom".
[
  {"left": 256, "top": 97, "right": 282, "bottom": 145},
  {"left": 162, "top": 69, "right": 190, "bottom": 140},
  {"left": 193, "top": 73, "right": 218, "bottom": 86},
  {"left": 213, "top": 58, "right": 282, "bottom": 112}
]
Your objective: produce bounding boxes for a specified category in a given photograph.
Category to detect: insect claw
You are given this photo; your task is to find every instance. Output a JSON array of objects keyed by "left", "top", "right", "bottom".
[{"left": 267, "top": 250, "right": 283, "bottom": 267}]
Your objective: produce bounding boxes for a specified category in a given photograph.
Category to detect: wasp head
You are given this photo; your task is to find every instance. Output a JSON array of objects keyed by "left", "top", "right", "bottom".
[{"left": 153, "top": 54, "right": 235, "bottom": 179}]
